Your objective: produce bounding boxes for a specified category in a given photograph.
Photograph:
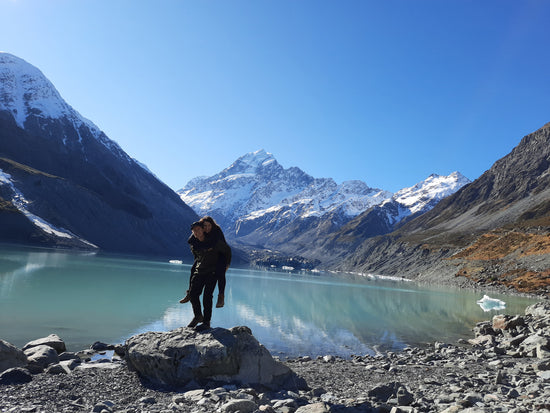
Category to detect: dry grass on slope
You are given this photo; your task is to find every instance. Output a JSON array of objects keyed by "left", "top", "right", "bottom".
[{"left": 449, "top": 228, "right": 550, "bottom": 295}]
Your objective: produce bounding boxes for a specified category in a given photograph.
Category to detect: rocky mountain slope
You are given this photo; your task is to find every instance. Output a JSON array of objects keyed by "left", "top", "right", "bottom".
[
  {"left": 323, "top": 123, "right": 550, "bottom": 295},
  {"left": 0, "top": 53, "right": 198, "bottom": 258}
]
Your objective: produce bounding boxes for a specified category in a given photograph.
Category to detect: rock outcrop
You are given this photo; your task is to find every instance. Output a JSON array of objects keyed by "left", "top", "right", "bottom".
[
  {"left": 0, "top": 340, "right": 27, "bottom": 373},
  {"left": 125, "top": 326, "right": 306, "bottom": 390}
]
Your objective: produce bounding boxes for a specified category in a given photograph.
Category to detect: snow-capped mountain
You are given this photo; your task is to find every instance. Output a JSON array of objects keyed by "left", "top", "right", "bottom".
[
  {"left": 0, "top": 52, "right": 197, "bottom": 256},
  {"left": 375, "top": 171, "right": 471, "bottom": 228},
  {"left": 178, "top": 149, "right": 392, "bottom": 236},
  {"left": 0, "top": 53, "right": 129, "bottom": 159},
  {"left": 178, "top": 150, "right": 470, "bottom": 263}
]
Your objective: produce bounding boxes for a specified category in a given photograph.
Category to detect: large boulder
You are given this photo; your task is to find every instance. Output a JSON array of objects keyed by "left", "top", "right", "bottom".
[
  {"left": 0, "top": 340, "right": 28, "bottom": 373},
  {"left": 0, "top": 367, "right": 32, "bottom": 385},
  {"left": 125, "top": 326, "right": 307, "bottom": 390},
  {"left": 22, "top": 334, "right": 66, "bottom": 354},
  {"left": 24, "top": 344, "right": 60, "bottom": 371}
]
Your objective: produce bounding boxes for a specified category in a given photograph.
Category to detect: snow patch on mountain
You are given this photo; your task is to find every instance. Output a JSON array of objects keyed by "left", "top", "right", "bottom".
[
  {"left": 380, "top": 171, "right": 471, "bottom": 226},
  {"left": 0, "top": 168, "right": 97, "bottom": 247},
  {"left": 0, "top": 53, "right": 98, "bottom": 134},
  {"left": 0, "top": 52, "right": 132, "bottom": 162}
]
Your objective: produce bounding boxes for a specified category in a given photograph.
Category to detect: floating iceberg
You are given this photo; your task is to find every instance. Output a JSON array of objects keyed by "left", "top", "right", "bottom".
[{"left": 477, "top": 294, "right": 506, "bottom": 312}]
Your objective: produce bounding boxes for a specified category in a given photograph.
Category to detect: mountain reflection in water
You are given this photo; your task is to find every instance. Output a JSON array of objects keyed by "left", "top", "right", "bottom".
[{"left": 0, "top": 245, "right": 539, "bottom": 357}]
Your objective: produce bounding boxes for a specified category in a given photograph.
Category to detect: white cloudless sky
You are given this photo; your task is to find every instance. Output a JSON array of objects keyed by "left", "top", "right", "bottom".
[{"left": 1, "top": 0, "right": 549, "bottom": 192}]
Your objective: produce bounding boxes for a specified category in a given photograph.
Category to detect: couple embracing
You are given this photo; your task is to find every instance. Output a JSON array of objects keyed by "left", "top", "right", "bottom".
[{"left": 180, "top": 216, "right": 231, "bottom": 331}]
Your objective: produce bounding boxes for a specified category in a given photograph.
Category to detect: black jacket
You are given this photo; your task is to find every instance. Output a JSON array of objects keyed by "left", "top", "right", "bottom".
[{"left": 190, "top": 238, "right": 231, "bottom": 276}]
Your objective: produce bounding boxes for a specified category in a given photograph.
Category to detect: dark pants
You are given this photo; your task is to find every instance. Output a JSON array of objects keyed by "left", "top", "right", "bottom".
[
  {"left": 216, "top": 260, "right": 226, "bottom": 295},
  {"left": 189, "top": 271, "right": 217, "bottom": 324}
]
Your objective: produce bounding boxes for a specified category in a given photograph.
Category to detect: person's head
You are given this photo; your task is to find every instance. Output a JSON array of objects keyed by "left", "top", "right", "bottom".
[
  {"left": 190, "top": 221, "right": 204, "bottom": 239},
  {"left": 199, "top": 216, "right": 218, "bottom": 234}
]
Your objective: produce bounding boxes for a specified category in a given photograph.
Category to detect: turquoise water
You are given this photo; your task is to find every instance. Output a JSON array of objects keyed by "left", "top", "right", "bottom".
[{"left": 0, "top": 245, "right": 539, "bottom": 358}]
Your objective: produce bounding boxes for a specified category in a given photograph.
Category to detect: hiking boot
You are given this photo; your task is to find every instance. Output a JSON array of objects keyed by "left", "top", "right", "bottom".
[
  {"left": 216, "top": 294, "right": 225, "bottom": 308},
  {"left": 195, "top": 322, "right": 211, "bottom": 332},
  {"left": 187, "top": 315, "right": 203, "bottom": 328},
  {"left": 179, "top": 291, "right": 190, "bottom": 304}
]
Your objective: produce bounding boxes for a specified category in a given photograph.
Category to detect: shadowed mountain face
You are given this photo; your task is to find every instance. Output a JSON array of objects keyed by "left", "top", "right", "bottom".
[
  {"left": 322, "top": 123, "right": 550, "bottom": 294},
  {"left": 0, "top": 53, "right": 197, "bottom": 258}
]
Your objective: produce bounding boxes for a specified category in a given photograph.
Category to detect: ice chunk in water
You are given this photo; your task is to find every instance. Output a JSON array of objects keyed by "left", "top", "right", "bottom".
[{"left": 477, "top": 294, "right": 506, "bottom": 312}]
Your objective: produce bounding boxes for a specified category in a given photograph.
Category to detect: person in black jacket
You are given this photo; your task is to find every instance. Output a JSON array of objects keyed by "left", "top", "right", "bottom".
[
  {"left": 186, "top": 221, "right": 231, "bottom": 331},
  {"left": 179, "top": 216, "right": 229, "bottom": 307},
  {"left": 200, "top": 216, "right": 229, "bottom": 308}
]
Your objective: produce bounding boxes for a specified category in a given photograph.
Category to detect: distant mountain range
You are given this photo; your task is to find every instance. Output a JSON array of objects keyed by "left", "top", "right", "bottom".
[
  {"left": 178, "top": 150, "right": 471, "bottom": 266},
  {"left": 0, "top": 52, "right": 197, "bottom": 258}
]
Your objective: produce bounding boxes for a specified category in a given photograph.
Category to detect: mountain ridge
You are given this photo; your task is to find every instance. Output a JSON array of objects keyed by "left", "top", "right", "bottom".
[{"left": 321, "top": 123, "right": 550, "bottom": 294}]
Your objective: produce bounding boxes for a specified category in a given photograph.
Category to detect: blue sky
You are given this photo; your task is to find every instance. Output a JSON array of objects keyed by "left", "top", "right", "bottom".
[{"left": 1, "top": 0, "right": 549, "bottom": 192}]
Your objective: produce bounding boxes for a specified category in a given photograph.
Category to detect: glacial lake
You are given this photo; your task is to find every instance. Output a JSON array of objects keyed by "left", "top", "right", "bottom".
[{"left": 0, "top": 245, "right": 539, "bottom": 358}]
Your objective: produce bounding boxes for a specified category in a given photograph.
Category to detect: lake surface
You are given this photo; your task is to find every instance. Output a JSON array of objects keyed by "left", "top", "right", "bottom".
[{"left": 0, "top": 245, "right": 540, "bottom": 358}]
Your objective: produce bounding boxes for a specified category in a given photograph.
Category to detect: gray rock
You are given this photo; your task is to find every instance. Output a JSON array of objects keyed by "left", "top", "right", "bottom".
[
  {"left": 183, "top": 389, "right": 205, "bottom": 402},
  {"left": 91, "top": 341, "right": 114, "bottom": 351},
  {"left": 22, "top": 334, "right": 66, "bottom": 354},
  {"left": 468, "top": 334, "right": 496, "bottom": 347},
  {"left": 525, "top": 301, "right": 550, "bottom": 318},
  {"left": 0, "top": 339, "right": 27, "bottom": 373},
  {"left": 492, "top": 314, "right": 525, "bottom": 331},
  {"left": 138, "top": 396, "right": 156, "bottom": 404},
  {"left": 221, "top": 399, "right": 258, "bottom": 412},
  {"left": 295, "top": 402, "right": 331, "bottom": 413},
  {"left": 368, "top": 382, "right": 401, "bottom": 402},
  {"left": 396, "top": 385, "right": 414, "bottom": 405},
  {"left": 0, "top": 367, "right": 32, "bottom": 385},
  {"left": 45, "top": 360, "right": 77, "bottom": 375},
  {"left": 125, "top": 326, "right": 307, "bottom": 390},
  {"left": 24, "top": 344, "right": 59, "bottom": 370},
  {"left": 92, "top": 400, "right": 115, "bottom": 413},
  {"left": 58, "top": 352, "right": 81, "bottom": 363},
  {"left": 519, "top": 334, "right": 549, "bottom": 356}
]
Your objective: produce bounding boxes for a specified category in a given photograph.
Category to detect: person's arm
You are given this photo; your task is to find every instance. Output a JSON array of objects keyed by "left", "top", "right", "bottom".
[{"left": 215, "top": 226, "right": 227, "bottom": 243}]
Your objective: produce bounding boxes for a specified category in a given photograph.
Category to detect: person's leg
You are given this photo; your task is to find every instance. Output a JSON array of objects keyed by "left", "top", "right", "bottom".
[
  {"left": 216, "top": 262, "right": 226, "bottom": 308},
  {"left": 180, "top": 264, "right": 196, "bottom": 303},
  {"left": 188, "top": 275, "right": 205, "bottom": 327},
  {"left": 198, "top": 273, "right": 217, "bottom": 329},
  {"left": 179, "top": 272, "right": 192, "bottom": 303}
]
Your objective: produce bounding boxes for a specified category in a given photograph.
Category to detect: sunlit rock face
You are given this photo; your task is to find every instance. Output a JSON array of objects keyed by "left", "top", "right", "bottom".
[{"left": 125, "top": 326, "right": 307, "bottom": 390}]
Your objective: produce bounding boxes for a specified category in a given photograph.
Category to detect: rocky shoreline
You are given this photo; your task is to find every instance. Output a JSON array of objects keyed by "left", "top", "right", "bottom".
[{"left": 1, "top": 301, "right": 550, "bottom": 413}]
